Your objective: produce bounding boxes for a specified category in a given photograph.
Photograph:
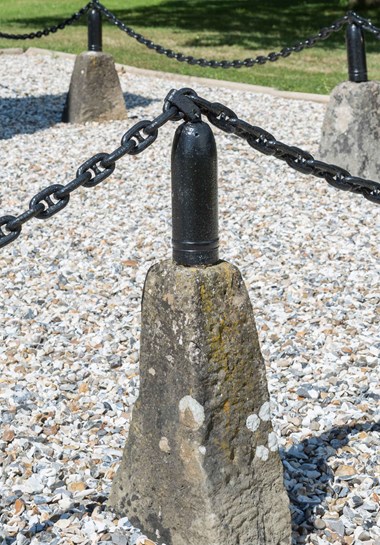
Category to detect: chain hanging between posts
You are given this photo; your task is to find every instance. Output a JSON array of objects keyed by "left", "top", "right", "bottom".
[
  {"left": 94, "top": 2, "right": 380, "bottom": 68},
  {"left": 0, "top": 105, "right": 181, "bottom": 249},
  {"left": 1, "top": 88, "right": 380, "bottom": 250},
  {"left": 0, "top": 2, "right": 92, "bottom": 40},
  {"left": 1, "top": 1, "right": 379, "bottom": 66},
  {"left": 164, "top": 89, "right": 380, "bottom": 205}
]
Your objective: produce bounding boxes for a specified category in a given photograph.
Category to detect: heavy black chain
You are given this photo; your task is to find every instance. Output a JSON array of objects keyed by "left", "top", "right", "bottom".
[
  {"left": 164, "top": 89, "right": 380, "bottom": 205},
  {"left": 1, "top": 1, "right": 379, "bottom": 64},
  {"left": 96, "top": 3, "right": 380, "bottom": 68},
  {"left": 0, "top": 2, "right": 91, "bottom": 40},
  {"left": 0, "top": 105, "right": 181, "bottom": 249},
  {"left": 349, "top": 11, "right": 380, "bottom": 38},
  {"left": 1, "top": 88, "right": 379, "bottom": 250}
]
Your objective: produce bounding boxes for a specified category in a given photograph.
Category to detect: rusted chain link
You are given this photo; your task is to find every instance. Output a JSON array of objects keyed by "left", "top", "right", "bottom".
[
  {"left": 0, "top": 2, "right": 92, "bottom": 40},
  {"left": 96, "top": 3, "right": 380, "bottom": 68},
  {"left": 164, "top": 88, "right": 380, "bottom": 204}
]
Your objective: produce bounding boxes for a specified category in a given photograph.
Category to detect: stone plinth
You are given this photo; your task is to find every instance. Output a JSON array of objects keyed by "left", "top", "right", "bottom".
[
  {"left": 63, "top": 51, "right": 127, "bottom": 123},
  {"left": 319, "top": 81, "right": 380, "bottom": 179},
  {"left": 109, "top": 259, "right": 291, "bottom": 545}
]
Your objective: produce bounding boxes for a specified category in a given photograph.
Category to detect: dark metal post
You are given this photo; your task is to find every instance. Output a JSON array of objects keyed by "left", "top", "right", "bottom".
[
  {"left": 88, "top": 6, "right": 102, "bottom": 52},
  {"left": 346, "top": 23, "right": 367, "bottom": 83},
  {"left": 171, "top": 120, "right": 219, "bottom": 266}
]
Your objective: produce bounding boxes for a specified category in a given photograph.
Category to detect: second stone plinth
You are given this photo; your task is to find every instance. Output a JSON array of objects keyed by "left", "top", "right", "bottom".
[
  {"left": 109, "top": 259, "right": 291, "bottom": 545},
  {"left": 319, "top": 80, "right": 380, "bottom": 179},
  {"left": 63, "top": 51, "right": 127, "bottom": 123}
]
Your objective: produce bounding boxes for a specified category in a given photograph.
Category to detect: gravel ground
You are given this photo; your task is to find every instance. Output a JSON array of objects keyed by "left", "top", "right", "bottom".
[{"left": 0, "top": 51, "right": 379, "bottom": 545}]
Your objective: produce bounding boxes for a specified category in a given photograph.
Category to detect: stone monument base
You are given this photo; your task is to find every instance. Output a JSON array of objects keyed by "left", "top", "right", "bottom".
[
  {"left": 319, "top": 80, "right": 380, "bottom": 180},
  {"left": 63, "top": 51, "right": 127, "bottom": 123},
  {"left": 109, "top": 259, "right": 291, "bottom": 545}
]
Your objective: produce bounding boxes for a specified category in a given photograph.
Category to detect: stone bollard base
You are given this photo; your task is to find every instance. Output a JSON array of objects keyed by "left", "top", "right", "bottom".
[
  {"left": 109, "top": 259, "right": 291, "bottom": 545},
  {"left": 63, "top": 51, "right": 127, "bottom": 123},
  {"left": 319, "top": 80, "right": 380, "bottom": 179}
]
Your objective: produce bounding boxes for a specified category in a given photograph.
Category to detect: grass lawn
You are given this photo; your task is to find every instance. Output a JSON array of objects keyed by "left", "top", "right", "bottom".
[{"left": 0, "top": 0, "right": 379, "bottom": 94}]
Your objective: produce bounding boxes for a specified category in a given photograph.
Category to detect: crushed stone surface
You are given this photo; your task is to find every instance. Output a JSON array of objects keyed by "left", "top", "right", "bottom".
[{"left": 0, "top": 52, "right": 379, "bottom": 545}]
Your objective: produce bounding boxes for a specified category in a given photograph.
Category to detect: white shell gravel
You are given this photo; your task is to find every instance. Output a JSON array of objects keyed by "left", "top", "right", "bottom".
[{"left": 0, "top": 51, "right": 379, "bottom": 545}]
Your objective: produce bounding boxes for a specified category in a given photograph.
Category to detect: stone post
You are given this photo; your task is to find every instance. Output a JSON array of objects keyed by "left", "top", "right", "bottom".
[
  {"left": 62, "top": 6, "right": 127, "bottom": 123},
  {"left": 319, "top": 81, "right": 380, "bottom": 179},
  {"left": 109, "top": 119, "right": 291, "bottom": 545},
  {"left": 319, "top": 24, "right": 380, "bottom": 179}
]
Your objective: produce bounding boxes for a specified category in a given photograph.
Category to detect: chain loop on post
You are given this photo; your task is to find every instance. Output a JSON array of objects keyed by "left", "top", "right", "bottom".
[
  {"left": 1, "top": 88, "right": 380, "bottom": 251},
  {"left": 164, "top": 88, "right": 200, "bottom": 122},
  {"left": 177, "top": 89, "right": 380, "bottom": 205}
]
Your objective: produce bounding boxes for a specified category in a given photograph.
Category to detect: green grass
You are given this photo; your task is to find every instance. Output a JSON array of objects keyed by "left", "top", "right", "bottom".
[{"left": 0, "top": 0, "right": 380, "bottom": 94}]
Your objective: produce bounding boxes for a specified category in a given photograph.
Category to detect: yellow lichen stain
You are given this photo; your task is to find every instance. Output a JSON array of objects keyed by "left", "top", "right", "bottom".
[
  {"left": 198, "top": 265, "right": 247, "bottom": 462},
  {"left": 199, "top": 282, "right": 212, "bottom": 315},
  {"left": 199, "top": 266, "right": 242, "bottom": 378}
]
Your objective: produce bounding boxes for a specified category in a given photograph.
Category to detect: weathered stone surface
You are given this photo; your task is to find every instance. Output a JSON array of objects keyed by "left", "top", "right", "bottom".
[
  {"left": 109, "top": 259, "right": 291, "bottom": 545},
  {"left": 63, "top": 51, "right": 127, "bottom": 123},
  {"left": 319, "top": 81, "right": 380, "bottom": 179}
]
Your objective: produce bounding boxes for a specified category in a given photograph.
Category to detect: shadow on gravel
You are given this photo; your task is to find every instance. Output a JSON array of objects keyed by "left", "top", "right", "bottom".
[
  {"left": 281, "top": 420, "right": 380, "bottom": 544},
  {"left": 0, "top": 94, "right": 67, "bottom": 139},
  {"left": 0, "top": 92, "right": 159, "bottom": 139},
  {"left": 123, "top": 91, "right": 160, "bottom": 110}
]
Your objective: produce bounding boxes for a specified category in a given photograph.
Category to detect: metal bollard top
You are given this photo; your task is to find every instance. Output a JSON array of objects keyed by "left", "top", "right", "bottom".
[
  {"left": 346, "top": 22, "right": 368, "bottom": 83},
  {"left": 88, "top": 7, "right": 102, "bottom": 52},
  {"left": 171, "top": 120, "right": 219, "bottom": 267}
]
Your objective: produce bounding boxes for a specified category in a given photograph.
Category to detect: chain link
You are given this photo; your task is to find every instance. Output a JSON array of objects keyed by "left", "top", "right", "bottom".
[
  {"left": 95, "top": 2, "right": 380, "bottom": 69},
  {"left": 1, "top": 1, "right": 379, "bottom": 67},
  {"left": 0, "top": 101, "right": 182, "bottom": 249},
  {"left": 0, "top": 2, "right": 92, "bottom": 40},
  {"left": 2, "top": 87, "right": 379, "bottom": 250},
  {"left": 165, "top": 89, "right": 380, "bottom": 205},
  {"left": 1, "top": 0, "right": 379, "bottom": 67},
  {"left": 348, "top": 11, "right": 380, "bottom": 38}
]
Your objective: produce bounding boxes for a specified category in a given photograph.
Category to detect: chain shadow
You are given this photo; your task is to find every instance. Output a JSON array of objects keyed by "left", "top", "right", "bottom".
[
  {"left": 0, "top": 92, "right": 158, "bottom": 139},
  {"left": 279, "top": 420, "right": 380, "bottom": 543}
]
